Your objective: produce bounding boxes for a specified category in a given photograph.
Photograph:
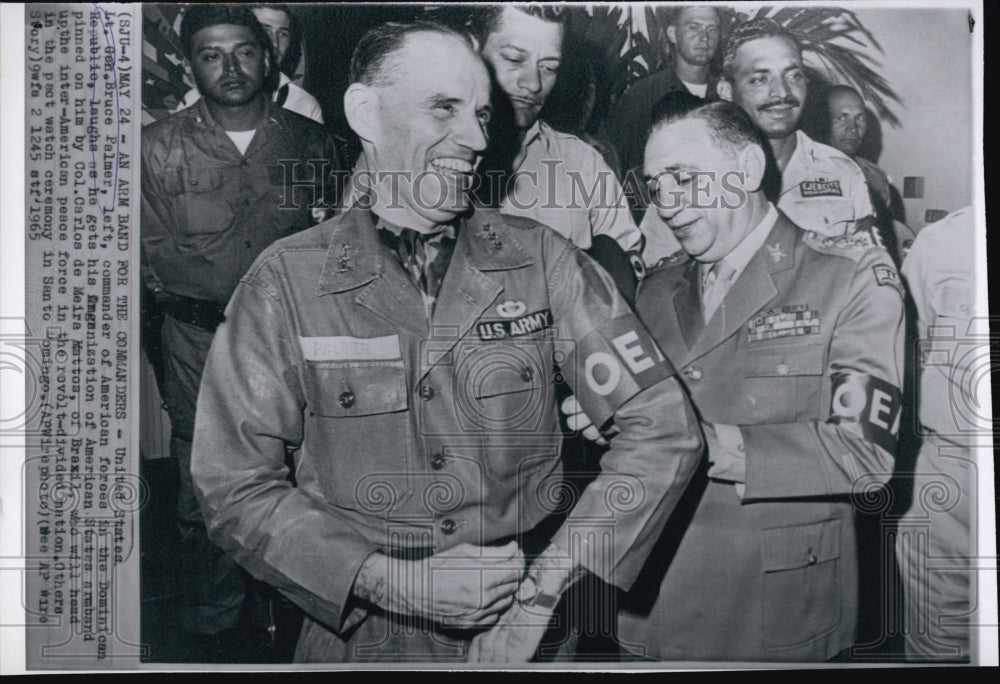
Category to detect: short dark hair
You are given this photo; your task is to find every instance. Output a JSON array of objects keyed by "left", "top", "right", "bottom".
[
  {"left": 649, "top": 99, "right": 782, "bottom": 202},
  {"left": 669, "top": 5, "right": 721, "bottom": 28},
  {"left": 180, "top": 4, "right": 271, "bottom": 61},
  {"left": 722, "top": 18, "right": 801, "bottom": 82},
  {"left": 348, "top": 20, "right": 474, "bottom": 87},
  {"left": 471, "top": 4, "right": 567, "bottom": 47},
  {"left": 255, "top": 4, "right": 302, "bottom": 78}
]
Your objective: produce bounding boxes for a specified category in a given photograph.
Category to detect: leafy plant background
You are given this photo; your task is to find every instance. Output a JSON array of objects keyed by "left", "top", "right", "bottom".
[
  {"left": 543, "top": 4, "right": 901, "bottom": 142},
  {"left": 142, "top": 4, "right": 901, "bottom": 157}
]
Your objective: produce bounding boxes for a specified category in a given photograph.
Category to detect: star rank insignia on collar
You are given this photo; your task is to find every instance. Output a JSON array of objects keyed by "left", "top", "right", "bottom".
[
  {"left": 336, "top": 242, "right": 355, "bottom": 273},
  {"left": 480, "top": 222, "right": 503, "bottom": 253},
  {"left": 766, "top": 242, "right": 786, "bottom": 263}
]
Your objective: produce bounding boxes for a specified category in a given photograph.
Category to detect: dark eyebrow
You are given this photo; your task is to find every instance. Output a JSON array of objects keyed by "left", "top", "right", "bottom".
[{"left": 196, "top": 41, "right": 258, "bottom": 54}]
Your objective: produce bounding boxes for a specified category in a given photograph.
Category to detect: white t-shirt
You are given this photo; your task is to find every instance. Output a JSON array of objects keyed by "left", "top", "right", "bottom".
[
  {"left": 681, "top": 80, "right": 709, "bottom": 98},
  {"left": 225, "top": 130, "right": 256, "bottom": 156}
]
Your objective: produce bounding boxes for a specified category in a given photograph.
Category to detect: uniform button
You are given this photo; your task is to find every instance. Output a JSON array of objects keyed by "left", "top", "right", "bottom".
[
  {"left": 430, "top": 453, "right": 446, "bottom": 470},
  {"left": 244, "top": 240, "right": 252, "bottom": 249},
  {"left": 338, "top": 391, "right": 355, "bottom": 408},
  {"left": 420, "top": 385, "right": 436, "bottom": 401},
  {"left": 440, "top": 519, "right": 456, "bottom": 535},
  {"left": 520, "top": 366, "right": 534, "bottom": 383},
  {"left": 190, "top": 179, "right": 199, "bottom": 186},
  {"left": 684, "top": 366, "right": 703, "bottom": 381},
  {"left": 807, "top": 547, "right": 817, "bottom": 565},
  {"left": 777, "top": 363, "right": 790, "bottom": 376}
]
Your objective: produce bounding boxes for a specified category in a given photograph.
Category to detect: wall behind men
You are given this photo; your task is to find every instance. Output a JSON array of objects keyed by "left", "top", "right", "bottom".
[{"left": 850, "top": 7, "right": 974, "bottom": 230}]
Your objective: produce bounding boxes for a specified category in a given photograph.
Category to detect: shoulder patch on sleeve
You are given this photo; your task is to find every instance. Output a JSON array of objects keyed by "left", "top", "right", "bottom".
[{"left": 872, "top": 263, "right": 904, "bottom": 298}]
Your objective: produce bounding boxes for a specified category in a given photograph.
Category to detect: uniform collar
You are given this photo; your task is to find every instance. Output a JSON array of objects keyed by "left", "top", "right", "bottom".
[
  {"left": 706, "top": 204, "right": 780, "bottom": 283},
  {"left": 183, "top": 96, "right": 282, "bottom": 133},
  {"left": 317, "top": 207, "right": 533, "bottom": 295},
  {"left": 522, "top": 119, "right": 545, "bottom": 148}
]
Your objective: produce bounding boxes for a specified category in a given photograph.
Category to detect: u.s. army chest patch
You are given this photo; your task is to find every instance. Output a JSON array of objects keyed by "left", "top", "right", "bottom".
[
  {"left": 748, "top": 304, "right": 820, "bottom": 342},
  {"left": 476, "top": 309, "right": 553, "bottom": 340},
  {"left": 799, "top": 179, "right": 843, "bottom": 197}
]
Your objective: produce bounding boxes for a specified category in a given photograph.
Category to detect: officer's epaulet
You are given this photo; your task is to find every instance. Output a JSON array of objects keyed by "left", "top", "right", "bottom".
[
  {"left": 646, "top": 249, "right": 689, "bottom": 273},
  {"left": 802, "top": 229, "right": 879, "bottom": 262}
]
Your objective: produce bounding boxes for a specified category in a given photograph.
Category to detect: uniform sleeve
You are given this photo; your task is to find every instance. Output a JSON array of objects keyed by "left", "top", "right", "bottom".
[
  {"left": 190, "top": 269, "right": 377, "bottom": 633},
  {"left": 545, "top": 237, "right": 703, "bottom": 590},
  {"left": 139, "top": 136, "right": 176, "bottom": 295},
  {"left": 584, "top": 147, "right": 643, "bottom": 254},
  {"left": 742, "top": 248, "right": 905, "bottom": 500}
]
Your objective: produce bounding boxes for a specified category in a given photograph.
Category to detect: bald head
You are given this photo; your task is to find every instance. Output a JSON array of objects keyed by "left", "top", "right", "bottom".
[{"left": 826, "top": 85, "right": 868, "bottom": 157}]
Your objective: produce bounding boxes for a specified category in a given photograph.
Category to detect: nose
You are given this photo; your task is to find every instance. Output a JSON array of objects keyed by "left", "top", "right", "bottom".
[
  {"left": 455, "top": 110, "right": 488, "bottom": 154},
  {"left": 651, "top": 176, "right": 686, "bottom": 219},
  {"left": 769, "top": 75, "right": 790, "bottom": 100},
  {"left": 516, "top": 65, "right": 542, "bottom": 95},
  {"left": 222, "top": 51, "right": 242, "bottom": 75}
]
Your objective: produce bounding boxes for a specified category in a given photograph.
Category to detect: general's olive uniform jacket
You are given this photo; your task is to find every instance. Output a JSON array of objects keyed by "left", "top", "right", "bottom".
[
  {"left": 191, "top": 207, "right": 703, "bottom": 662},
  {"left": 620, "top": 211, "right": 905, "bottom": 661}
]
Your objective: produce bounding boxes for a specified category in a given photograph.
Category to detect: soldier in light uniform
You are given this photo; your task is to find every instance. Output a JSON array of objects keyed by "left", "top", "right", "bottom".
[
  {"left": 567, "top": 99, "right": 904, "bottom": 661},
  {"left": 190, "top": 21, "right": 703, "bottom": 663},
  {"left": 642, "top": 18, "right": 876, "bottom": 270},
  {"left": 717, "top": 19, "right": 874, "bottom": 240},
  {"left": 896, "top": 206, "right": 981, "bottom": 662}
]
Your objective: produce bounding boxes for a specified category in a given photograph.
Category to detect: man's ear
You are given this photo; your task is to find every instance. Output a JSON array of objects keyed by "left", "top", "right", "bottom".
[
  {"left": 717, "top": 79, "right": 733, "bottom": 102},
  {"left": 738, "top": 143, "right": 766, "bottom": 193},
  {"left": 344, "top": 83, "right": 378, "bottom": 145},
  {"left": 183, "top": 59, "right": 194, "bottom": 85},
  {"left": 666, "top": 25, "right": 677, "bottom": 47}
]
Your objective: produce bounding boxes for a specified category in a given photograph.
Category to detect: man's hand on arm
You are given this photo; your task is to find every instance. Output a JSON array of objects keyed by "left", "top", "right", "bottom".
[
  {"left": 466, "top": 544, "right": 584, "bottom": 663},
  {"left": 352, "top": 541, "right": 525, "bottom": 630}
]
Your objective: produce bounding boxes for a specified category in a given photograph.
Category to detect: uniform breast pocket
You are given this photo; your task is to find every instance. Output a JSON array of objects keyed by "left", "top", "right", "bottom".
[
  {"left": 931, "top": 280, "right": 971, "bottom": 324},
  {"left": 302, "top": 360, "right": 413, "bottom": 511},
  {"left": 744, "top": 344, "right": 825, "bottom": 422},
  {"left": 760, "top": 518, "right": 842, "bottom": 651},
  {"left": 457, "top": 341, "right": 559, "bottom": 483},
  {"left": 163, "top": 166, "right": 231, "bottom": 244}
]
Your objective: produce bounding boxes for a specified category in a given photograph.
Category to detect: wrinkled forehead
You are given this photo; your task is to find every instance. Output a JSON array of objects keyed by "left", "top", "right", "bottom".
[
  {"left": 389, "top": 32, "right": 491, "bottom": 104},
  {"left": 734, "top": 35, "right": 802, "bottom": 71}
]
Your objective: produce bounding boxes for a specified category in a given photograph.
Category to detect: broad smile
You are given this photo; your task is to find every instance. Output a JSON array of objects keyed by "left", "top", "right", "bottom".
[{"left": 429, "top": 157, "right": 475, "bottom": 178}]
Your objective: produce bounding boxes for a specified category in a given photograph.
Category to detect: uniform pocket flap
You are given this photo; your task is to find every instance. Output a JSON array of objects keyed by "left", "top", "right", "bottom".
[
  {"left": 745, "top": 344, "right": 825, "bottom": 377},
  {"left": 472, "top": 362, "right": 547, "bottom": 399},
  {"left": 761, "top": 518, "right": 841, "bottom": 572},
  {"left": 184, "top": 167, "right": 225, "bottom": 193},
  {"left": 933, "top": 280, "right": 972, "bottom": 320},
  {"left": 304, "top": 361, "right": 408, "bottom": 417}
]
